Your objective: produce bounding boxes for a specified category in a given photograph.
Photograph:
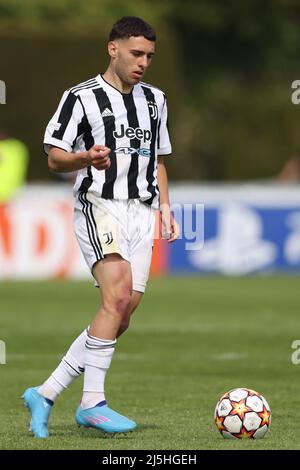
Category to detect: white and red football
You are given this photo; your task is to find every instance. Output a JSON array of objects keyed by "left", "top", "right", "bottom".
[{"left": 214, "top": 388, "right": 271, "bottom": 439}]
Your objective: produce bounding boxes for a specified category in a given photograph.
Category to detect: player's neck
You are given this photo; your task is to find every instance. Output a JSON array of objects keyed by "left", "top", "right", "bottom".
[{"left": 102, "top": 69, "right": 133, "bottom": 94}]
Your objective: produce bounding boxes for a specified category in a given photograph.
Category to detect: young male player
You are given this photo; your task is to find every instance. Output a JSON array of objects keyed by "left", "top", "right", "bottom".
[{"left": 23, "top": 16, "right": 179, "bottom": 438}]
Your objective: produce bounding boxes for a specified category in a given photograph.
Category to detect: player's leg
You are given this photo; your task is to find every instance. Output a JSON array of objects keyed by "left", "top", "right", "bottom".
[
  {"left": 112, "top": 200, "right": 156, "bottom": 338},
  {"left": 81, "top": 253, "right": 132, "bottom": 409},
  {"left": 75, "top": 253, "right": 138, "bottom": 433},
  {"left": 87, "top": 253, "right": 132, "bottom": 339},
  {"left": 75, "top": 198, "right": 144, "bottom": 422}
]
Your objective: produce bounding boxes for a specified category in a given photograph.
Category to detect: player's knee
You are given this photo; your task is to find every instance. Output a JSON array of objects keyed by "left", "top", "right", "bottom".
[
  {"left": 115, "top": 294, "right": 131, "bottom": 317},
  {"left": 103, "top": 288, "right": 131, "bottom": 318}
]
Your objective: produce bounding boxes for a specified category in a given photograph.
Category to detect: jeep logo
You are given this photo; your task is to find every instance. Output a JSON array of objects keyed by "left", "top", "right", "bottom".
[{"left": 113, "top": 124, "right": 152, "bottom": 142}]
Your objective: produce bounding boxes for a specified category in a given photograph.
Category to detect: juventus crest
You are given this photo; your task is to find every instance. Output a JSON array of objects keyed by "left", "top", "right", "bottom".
[{"left": 148, "top": 101, "right": 158, "bottom": 120}]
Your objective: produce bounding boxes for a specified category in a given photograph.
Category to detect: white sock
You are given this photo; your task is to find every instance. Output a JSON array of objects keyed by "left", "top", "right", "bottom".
[
  {"left": 81, "top": 335, "right": 117, "bottom": 409},
  {"left": 39, "top": 328, "right": 88, "bottom": 402}
]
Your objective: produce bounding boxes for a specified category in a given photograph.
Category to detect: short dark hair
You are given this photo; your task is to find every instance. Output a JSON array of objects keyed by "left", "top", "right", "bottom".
[{"left": 109, "top": 16, "right": 156, "bottom": 42}]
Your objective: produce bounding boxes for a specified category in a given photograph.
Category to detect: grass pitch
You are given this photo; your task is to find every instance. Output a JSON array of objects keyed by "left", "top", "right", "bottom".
[{"left": 0, "top": 276, "right": 299, "bottom": 450}]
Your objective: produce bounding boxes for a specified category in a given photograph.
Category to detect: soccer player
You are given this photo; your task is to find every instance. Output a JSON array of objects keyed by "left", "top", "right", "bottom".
[{"left": 23, "top": 16, "right": 179, "bottom": 438}]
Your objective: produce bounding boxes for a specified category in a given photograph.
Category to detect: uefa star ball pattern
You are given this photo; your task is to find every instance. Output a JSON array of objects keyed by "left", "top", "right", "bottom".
[{"left": 214, "top": 388, "right": 271, "bottom": 439}]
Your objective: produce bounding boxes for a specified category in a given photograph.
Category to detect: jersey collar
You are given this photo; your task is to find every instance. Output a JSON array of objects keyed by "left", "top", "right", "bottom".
[{"left": 96, "top": 73, "right": 138, "bottom": 97}]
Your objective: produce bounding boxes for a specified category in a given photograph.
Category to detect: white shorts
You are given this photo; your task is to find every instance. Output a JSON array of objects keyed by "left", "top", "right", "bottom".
[{"left": 74, "top": 192, "right": 156, "bottom": 293}]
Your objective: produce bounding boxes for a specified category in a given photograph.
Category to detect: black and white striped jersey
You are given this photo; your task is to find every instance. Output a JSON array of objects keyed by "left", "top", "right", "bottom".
[{"left": 44, "top": 74, "right": 172, "bottom": 208}]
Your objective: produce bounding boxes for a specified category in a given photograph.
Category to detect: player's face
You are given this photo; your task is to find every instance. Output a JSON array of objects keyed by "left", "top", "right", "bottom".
[{"left": 109, "top": 36, "right": 155, "bottom": 86}]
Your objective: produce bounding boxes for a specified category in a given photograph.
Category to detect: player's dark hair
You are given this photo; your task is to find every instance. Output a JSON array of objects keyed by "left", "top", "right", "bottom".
[{"left": 109, "top": 16, "right": 156, "bottom": 42}]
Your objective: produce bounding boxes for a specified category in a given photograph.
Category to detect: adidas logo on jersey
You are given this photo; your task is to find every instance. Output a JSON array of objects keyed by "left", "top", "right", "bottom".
[{"left": 101, "top": 108, "right": 114, "bottom": 118}]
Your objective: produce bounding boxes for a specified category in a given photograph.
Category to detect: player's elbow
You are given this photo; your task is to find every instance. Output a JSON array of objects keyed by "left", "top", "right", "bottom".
[{"left": 48, "top": 155, "right": 60, "bottom": 172}]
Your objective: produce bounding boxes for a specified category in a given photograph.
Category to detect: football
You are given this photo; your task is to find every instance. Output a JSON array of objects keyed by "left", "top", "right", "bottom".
[{"left": 214, "top": 388, "right": 271, "bottom": 439}]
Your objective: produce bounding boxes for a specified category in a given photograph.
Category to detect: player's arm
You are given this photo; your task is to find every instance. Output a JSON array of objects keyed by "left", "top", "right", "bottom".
[
  {"left": 48, "top": 145, "right": 111, "bottom": 173},
  {"left": 157, "top": 156, "right": 180, "bottom": 243},
  {"left": 45, "top": 90, "right": 110, "bottom": 173}
]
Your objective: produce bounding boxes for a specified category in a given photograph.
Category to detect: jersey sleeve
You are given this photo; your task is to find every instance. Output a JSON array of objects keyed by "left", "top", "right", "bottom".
[
  {"left": 157, "top": 96, "right": 172, "bottom": 156},
  {"left": 43, "top": 91, "right": 84, "bottom": 155}
]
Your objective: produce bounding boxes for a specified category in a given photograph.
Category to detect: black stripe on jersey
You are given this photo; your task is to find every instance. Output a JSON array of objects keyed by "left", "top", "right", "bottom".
[
  {"left": 93, "top": 88, "right": 117, "bottom": 199},
  {"left": 78, "top": 192, "right": 103, "bottom": 261},
  {"left": 140, "top": 81, "right": 164, "bottom": 94},
  {"left": 77, "top": 96, "right": 95, "bottom": 150},
  {"left": 77, "top": 96, "right": 95, "bottom": 192},
  {"left": 52, "top": 92, "right": 77, "bottom": 140},
  {"left": 141, "top": 86, "right": 159, "bottom": 205},
  {"left": 122, "top": 94, "right": 140, "bottom": 199},
  {"left": 157, "top": 95, "right": 165, "bottom": 150},
  {"left": 157, "top": 118, "right": 161, "bottom": 150}
]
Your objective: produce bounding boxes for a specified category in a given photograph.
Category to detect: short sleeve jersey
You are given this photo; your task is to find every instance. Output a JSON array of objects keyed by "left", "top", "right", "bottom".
[{"left": 44, "top": 74, "right": 172, "bottom": 208}]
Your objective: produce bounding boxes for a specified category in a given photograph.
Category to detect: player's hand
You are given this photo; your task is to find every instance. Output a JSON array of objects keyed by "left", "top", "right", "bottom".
[
  {"left": 87, "top": 145, "right": 111, "bottom": 170},
  {"left": 160, "top": 205, "right": 180, "bottom": 243}
]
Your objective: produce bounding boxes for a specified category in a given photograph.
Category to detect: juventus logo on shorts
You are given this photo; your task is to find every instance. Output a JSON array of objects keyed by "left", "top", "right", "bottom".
[
  {"left": 103, "top": 231, "right": 113, "bottom": 245},
  {"left": 148, "top": 101, "right": 158, "bottom": 120}
]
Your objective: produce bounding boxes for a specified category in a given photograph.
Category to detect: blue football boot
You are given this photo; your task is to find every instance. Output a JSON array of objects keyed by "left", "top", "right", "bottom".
[
  {"left": 75, "top": 400, "right": 137, "bottom": 434},
  {"left": 22, "top": 387, "right": 53, "bottom": 438}
]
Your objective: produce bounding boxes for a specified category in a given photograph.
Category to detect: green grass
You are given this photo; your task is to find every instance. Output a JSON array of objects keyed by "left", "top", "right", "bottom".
[{"left": 0, "top": 276, "right": 299, "bottom": 449}]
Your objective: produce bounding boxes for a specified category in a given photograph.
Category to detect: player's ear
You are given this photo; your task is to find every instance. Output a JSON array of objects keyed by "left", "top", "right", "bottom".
[{"left": 107, "top": 41, "right": 118, "bottom": 59}]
